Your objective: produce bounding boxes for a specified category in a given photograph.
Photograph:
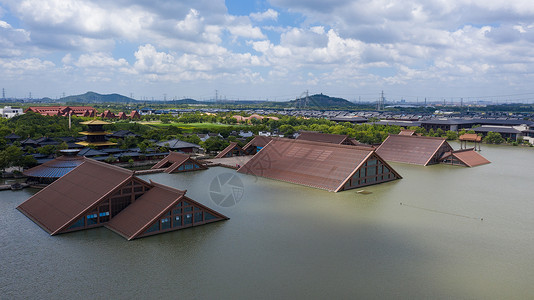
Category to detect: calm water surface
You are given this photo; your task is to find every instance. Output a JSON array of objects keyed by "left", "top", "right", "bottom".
[{"left": 1, "top": 143, "right": 533, "bottom": 299}]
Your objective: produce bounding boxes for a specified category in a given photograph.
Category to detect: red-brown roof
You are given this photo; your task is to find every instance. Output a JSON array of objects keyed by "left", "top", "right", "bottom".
[
  {"left": 151, "top": 152, "right": 207, "bottom": 173},
  {"left": 296, "top": 131, "right": 352, "bottom": 144},
  {"left": 17, "top": 159, "right": 137, "bottom": 234},
  {"left": 398, "top": 129, "right": 416, "bottom": 136},
  {"left": 215, "top": 142, "right": 246, "bottom": 158},
  {"left": 242, "top": 136, "right": 272, "bottom": 152},
  {"left": 376, "top": 135, "right": 453, "bottom": 166},
  {"left": 106, "top": 182, "right": 228, "bottom": 240},
  {"left": 459, "top": 133, "right": 482, "bottom": 142},
  {"left": 237, "top": 138, "right": 401, "bottom": 192},
  {"left": 442, "top": 149, "right": 490, "bottom": 167},
  {"left": 25, "top": 106, "right": 96, "bottom": 117}
]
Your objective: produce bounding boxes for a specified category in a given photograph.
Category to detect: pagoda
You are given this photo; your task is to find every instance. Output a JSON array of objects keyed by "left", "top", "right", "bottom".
[{"left": 76, "top": 120, "right": 117, "bottom": 148}]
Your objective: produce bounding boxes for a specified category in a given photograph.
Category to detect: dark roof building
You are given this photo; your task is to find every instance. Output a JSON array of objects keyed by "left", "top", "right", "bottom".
[
  {"left": 440, "top": 149, "right": 491, "bottom": 167},
  {"left": 151, "top": 152, "right": 207, "bottom": 173},
  {"left": 330, "top": 116, "right": 368, "bottom": 123},
  {"left": 238, "top": 138, "right": 401, "bottom": 192},
  {"left": 156, "top": 139, "right": 201, "bottom": 153},
  {"left": 376, "top": 135, "right": 453, "bottom": 166},
  {"left": 472, "top": 126, "right": 523, "bottom": 140},
  {"left": 296, "top": 131, "right": 355, "bottom": 145},
  {"left": 215, "top": 142, "right": 246, "bottom": 158},
  {"left": 17, "top": 159, "right": 227, "bottom": 240},
  {"left": 23, "top": 149, "right": 86, "bottom": 183}
]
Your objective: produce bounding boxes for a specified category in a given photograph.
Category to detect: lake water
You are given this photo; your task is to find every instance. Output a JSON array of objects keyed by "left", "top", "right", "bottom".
[{"left": 1, "top": 143, "right": 533, "bottom": 299}]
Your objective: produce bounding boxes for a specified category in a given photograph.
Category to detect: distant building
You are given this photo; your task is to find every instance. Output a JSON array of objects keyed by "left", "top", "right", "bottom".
[
  {"left": 156, "top": 139, "right": 201, "bottom": 153},
  {"left": 242, "top": 136, "right": 272, "bottom": 155},
  {"left": 215, "top": 142, "right": 246, "bottom": 158},
  {"left": 25, "top": 106, "right": 96, "bottom": 117},
  {"left": 0, "top": 106, "right": 24, "bottom": 118},
  {"left": 77, "top": 120, "right": 117, "bottom": 148},
  {"left": 296, "top": 131, "right": 356, "bottom": 145}
]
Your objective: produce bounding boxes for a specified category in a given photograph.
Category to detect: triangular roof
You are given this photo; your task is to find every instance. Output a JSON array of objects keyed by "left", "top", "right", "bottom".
[
  {"left": 441, "top": 149, "right": 490, "bottom": 167},
  {"left": 242, "top": 136, "right": 271, "bottom": 152},
  {"left": 237, "top": 138, "right": 401, "bottom": 192},
  {"left": 156, "top": 139, "right": 200, "bottom": 149},
  {"left": 215, "top": 142, "right": 246, "bottom": 158},
  {"left": 296, "top": 131, "right": 353, "bottom": 144},
  {"left": 17, "top": 159, "right": 138, "bottom": 235},
  {"left": 376, "top": 135, "right": 453, "bottom": 166},
  {"left": 106, "top": 181, "right": 228, "bottom": 240},
  {"left": 151, "top": 152, "right": 207, "bottom": 173},
  {"left": 398, "top": 129, "right": 416, "bottom": 136},
  {"left": 5, "top": 133, "right": 21, "bottom": 140}
]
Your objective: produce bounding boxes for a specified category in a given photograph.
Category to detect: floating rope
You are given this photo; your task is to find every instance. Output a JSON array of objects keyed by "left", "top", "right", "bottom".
[{"left": 400, "top": 202, "right": 483, "bottom": 221}]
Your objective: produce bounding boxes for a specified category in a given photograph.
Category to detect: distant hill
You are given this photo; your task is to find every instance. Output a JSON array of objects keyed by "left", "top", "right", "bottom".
[
  {"left": 285, "top": 94, "right": 356, "bottom": 108},
  {"left": 61, "top": 91, "right": 135, "bottom": 103}
]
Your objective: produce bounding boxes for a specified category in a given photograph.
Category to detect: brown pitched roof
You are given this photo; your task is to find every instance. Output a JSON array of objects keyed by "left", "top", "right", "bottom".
[
  {"left": 398, "top": 129, "right": 416, "bottom": 136},
  {"left": 376, "top": 135, "right": 453, "bottom": 166},
  {"left": 442, "top": 149, "right": 490, "bottom": 167},
  {"left": 459, "top": 133, "right": 482, "bottom": 142},
  {"left": 242, "top": 136, "right": 272, "bottom": 152},
  {"left": 151, "top": 152, "right": 207, "bottom": 173},
  {"left": 215, "top": 142, "right": 245, "bottom": 158},
  {"left": 17, "top": 159, "right": 137, "bottom": 235},
  {"left": 296, "top": 131, "right": 352, "bottom": 144},
  {"left": 106, "top": 182, "right": 228, "bottom": 240},
  {"left": 237, "top": 138, "right": 401, "bottom": 192}
]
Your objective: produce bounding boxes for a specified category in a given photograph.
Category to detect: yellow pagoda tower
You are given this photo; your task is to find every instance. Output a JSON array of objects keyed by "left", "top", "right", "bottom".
[{"left": 76, "top": 120, "right": 117, "bottom": 148}]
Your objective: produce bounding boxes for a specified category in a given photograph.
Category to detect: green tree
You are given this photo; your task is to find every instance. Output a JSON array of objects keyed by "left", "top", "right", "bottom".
[{"left": 484, "top": 132, "right": 505, "bottom": 144}]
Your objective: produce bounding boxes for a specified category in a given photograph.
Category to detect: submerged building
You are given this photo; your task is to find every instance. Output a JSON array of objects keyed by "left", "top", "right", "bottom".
[
  {"left": 376, "top": 135, "right": 453, "bottom": 166},
  {"left": 242, "top": 136, "right": 272, "bottom": 155},
  {"left": 17, "top": 159, "right": 228, "bottom": 240},
  {"left": 237, "top": 138, "right": 401, "bottom": 192},
  {"left": 215, "top": 142, "right": 247, "bottom": 158},
  {"left": 151, "top": 152, "right": 207, "bottom": 173}
]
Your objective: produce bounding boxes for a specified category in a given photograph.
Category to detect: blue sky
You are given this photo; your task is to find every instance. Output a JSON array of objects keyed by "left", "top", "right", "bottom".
[{"left": 1, "top": 0, "right": 534, "bottom": 103}]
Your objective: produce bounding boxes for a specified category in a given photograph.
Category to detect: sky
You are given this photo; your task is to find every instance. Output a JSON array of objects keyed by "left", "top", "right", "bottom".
[{"left": 1, "top": 0, "right": 534, "bottom": 103}]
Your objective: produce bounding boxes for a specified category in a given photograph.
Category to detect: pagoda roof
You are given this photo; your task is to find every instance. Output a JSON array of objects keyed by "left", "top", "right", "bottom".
[{"left": 80, "top": 120, "right": 111, "bottom": 125}]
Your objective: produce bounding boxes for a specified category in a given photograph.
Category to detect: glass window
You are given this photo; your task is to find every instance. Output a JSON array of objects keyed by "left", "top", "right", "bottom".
[
  {"left": 161, "top": 218, "right": 171, "bottom": 230},
  {"left": 184, "top": 214, "right": 192, "bottom": 225},
  {"left": 194, "top": 212, "right": 203, "bottom": 223},
  {"left": 184, "top": 206, "right": 193, "bottom": 212},
  {"left": 172, "top": 208, "right": 182, "bottom": 215},
  {"left": 87, "top": 214, "right": 98, "bottom": 226},
  {"left": 183, "top": 201, "right": 189, "bottom": 206},
  {"left": 134, "top": 186, "right": 143, "bottom": 193},
  {"left": 165, "top": 211, "right": 171, "bottom": 216},
  {"left": 368, "top": 159, "right": 377, "bottom": 165},
  {"left": 204, "top": 212, "right": 219, "bottom": 221},
  {"left": 194, "top": 207, "right": 201, "bottom": 211},
  {"left": 145, "top": 222, "right": 159, "bottom": 233},
  {"left": 178, "top": 165, "right": 184, "bottom": 171},
  {"left": 173, "top": 215, "right": 182, "bottom": 228},
  {"left": 68, "top": 218, "right": 84, "bottom": 229},
  {"left": 367, "top": 166, "right": 376, "bottom": 176}
]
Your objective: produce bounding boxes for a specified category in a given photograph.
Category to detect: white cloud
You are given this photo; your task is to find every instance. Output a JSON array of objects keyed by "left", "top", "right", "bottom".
[{"left": 250, "top": 9, "right": 279, "bottom": 21}]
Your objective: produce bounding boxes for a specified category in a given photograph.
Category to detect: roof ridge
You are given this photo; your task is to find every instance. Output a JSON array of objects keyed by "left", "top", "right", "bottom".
[{"left": 271, "top": 137, "right": 374, "bottom": 152}]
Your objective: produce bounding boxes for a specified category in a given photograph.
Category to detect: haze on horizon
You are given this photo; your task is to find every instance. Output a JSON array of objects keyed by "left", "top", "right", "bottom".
[{"left": 1, "top": 0, "right": 534, "bottom": 103}]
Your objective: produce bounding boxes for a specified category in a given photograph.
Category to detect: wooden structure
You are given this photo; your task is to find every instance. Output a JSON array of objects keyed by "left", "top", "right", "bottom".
[
  {"left": 215, "top": 142, "right": 246, "bottom": 158},
  {"left": 238, "top": 138, "right": 401, "bottom": 192},
  {"left": 77, "top": 120, "right": 117, "bottom": 147},
  {"left": 376, "top": 135, "right": 453, "bottom": 166},
  {"left": 440, "top": 149, "right": 490, "bottom": 167},
  {"left": 459, "top": 133, "right": 482, "bottom": 151},
  {"left": 151, "top": 152, "right": 207, "bottom": 173},
  {"left": 17, "top": 159, "right": 227, "bottom": 240},
  {"left": 242, "top": 136, "right": 272, "bottom": 155}
]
